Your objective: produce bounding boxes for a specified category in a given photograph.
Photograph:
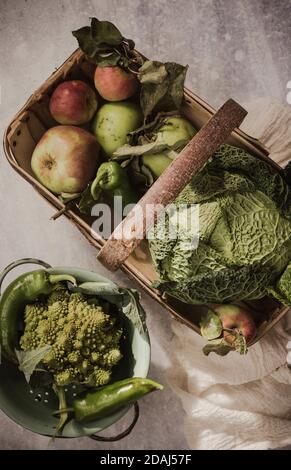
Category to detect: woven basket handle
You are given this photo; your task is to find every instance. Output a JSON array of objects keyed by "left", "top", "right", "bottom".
[{"left": 98, "top": 99, "right": 247, "bottom": 271}]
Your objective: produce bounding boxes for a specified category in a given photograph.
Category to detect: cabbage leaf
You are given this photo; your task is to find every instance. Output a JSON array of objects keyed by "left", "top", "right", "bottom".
[{"left": 149, "top": 144, "right": 291, "bottom": 305}]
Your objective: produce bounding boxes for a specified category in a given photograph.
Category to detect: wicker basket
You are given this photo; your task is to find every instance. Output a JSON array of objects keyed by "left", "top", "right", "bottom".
[{"left": 3, "top": 49, "right": 289, "bottom": 345}]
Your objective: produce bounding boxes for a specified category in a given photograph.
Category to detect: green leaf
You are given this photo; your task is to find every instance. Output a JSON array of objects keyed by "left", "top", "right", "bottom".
[
  {"left": 139, "top": 61, "right": 188, "bottom": 118},
  {"left": 71, "top": 280, "right": 120, "bottom": 297},
  {"left": 211, "top": 144, "right": 290, "bottom": 210},
  {"left": 73, "top": 19, "right": 140, "bottom": 72},
  {"left": 96, "top": 51, "right": 121, "bottom": 67},
  {"left": 91, "top": 18, "right": 123, "bottom": 49},
  {"left": 149, "top": 141, "right": 291, "bottom": 309},
  {"left": 72, "top": 26, "right": 98, "bottom": 57},
  {"left": 200, "top": 310, "right": 223, "bottom": 340},
  {"left": 15, "top": 345, "right": 51, "bottom": 383},
  {"left": 267, "top": 286, "right": 289, "bottom": 305},
  {"left": 268, "top": 262, "right": 291, "bottom": 307},
  {"left": 202, "top": 339, "right": 233, "bottom": 356},
  {"left": 77, "top": 183, "right": 101, "bottom": 215},
  {"left": 121, "top": 288, "right": 147, "bottom": 335}
]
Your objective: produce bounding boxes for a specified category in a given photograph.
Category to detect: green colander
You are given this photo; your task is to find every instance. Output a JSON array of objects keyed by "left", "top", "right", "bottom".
[{"left": 0, "top": 258, "right": 150, "bottom": 439}]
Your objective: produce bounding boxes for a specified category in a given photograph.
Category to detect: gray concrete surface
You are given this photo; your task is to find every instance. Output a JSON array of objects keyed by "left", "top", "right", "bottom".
[{"left": 0, "top": 0, "right": 290, "bottom": 450}]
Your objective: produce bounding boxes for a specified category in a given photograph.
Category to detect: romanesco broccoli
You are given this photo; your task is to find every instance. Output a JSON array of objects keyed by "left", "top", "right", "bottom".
[{"left": 19, "top": 285, "right": 123, "bottom": 387}]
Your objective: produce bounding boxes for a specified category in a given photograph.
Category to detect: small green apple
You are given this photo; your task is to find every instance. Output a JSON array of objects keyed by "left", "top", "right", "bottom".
[
  {"left": 92, "top": 101, "right": 142, "bottom": 157},
  {"left": 142, "top": 153, "right": 172, "bottom": 179},
  {"left": 155, "top": 116, "right": 196, "bottom": 146},
  {"left": 142, "top": 116, "right": 196, "bottom": 179}
]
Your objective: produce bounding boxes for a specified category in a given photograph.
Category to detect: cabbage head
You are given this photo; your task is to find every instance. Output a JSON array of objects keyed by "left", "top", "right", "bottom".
[{"left": 149, "top": 145, "right": 291, "bottom": 305}]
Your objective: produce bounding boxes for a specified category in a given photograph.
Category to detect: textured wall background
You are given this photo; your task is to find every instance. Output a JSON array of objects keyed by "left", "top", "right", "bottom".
[{"left": 0, "top": 0, "right": 290, "bottom": 450}]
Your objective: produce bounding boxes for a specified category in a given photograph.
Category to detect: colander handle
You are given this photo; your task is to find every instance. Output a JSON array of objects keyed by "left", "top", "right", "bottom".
[
  {"left": 0, "top": 258, "right": 52, "bottom": 295},
  {"left": 89, "top": 402, "right": 139, "bottom": 442}
]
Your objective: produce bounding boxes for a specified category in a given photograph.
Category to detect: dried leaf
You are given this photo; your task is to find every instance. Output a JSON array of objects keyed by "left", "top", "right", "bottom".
[
  {"left": 72, "top": 26, "right": 98, "bottom": 57},
  {"left": 139, "top": 61, "right": 167, "bottom": 84},
  {"left": 139, "top": 61, "right": 188, "bottom": 118},
  {"left": 124, "top": 38, "right": 135, "bottom": 50},
  {"left": 90, "top": 18, "right": 123, "bottom": 49},
  {"left": 72, "top": 18, "right": 128, "bottom": 67},
  {"left": 77, "top": 183, "right": 100, "bottom": 215},
  {"left": 113, "top": 142, "right": 169, "bottom": 159},
  {"left": 127, "top": 111, "right": 180, "bottom": 145}
]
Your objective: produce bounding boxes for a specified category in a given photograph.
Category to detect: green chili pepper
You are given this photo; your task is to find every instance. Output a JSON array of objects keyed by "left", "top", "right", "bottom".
[
  {"left": 0, "top": 270, "right": 76, "bottom": 362},
  {"left": 91, "top": 162, "right": 137, "bottom": 209},
  {"left": 55, "top": 377, "right": 163, "bottom": 423}
]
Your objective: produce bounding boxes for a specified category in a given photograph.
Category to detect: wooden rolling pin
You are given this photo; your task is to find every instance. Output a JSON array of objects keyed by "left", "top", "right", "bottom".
[{"left": 97, "top": 99, "right": 247, "bottom": 271}]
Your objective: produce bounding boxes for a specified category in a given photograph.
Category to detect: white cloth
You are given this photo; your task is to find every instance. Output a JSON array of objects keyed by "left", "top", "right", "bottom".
[{"left": 167, "top": 99, "right": 291, "bottom": 450}]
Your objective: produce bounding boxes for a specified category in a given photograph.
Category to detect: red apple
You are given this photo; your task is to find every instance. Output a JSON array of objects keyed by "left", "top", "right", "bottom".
[
  {"left": 94, "top": 66, "right": 139, "bottom": 101},
  {"left": 31, "top": 126, "right": 99, "bottom": 194},
  {"left": 213, "top": 304, "right": 257, "bottom": 344},
  {"left": 49, "top": 80, "right": 98, "bottom": 125}
]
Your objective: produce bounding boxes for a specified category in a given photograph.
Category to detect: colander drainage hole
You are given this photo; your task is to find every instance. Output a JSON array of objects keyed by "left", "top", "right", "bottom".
[{"left": 34, "top": 394, "right": 42, "bottom": 402}]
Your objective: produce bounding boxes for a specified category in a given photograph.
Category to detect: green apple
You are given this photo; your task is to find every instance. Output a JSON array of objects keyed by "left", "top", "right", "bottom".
[
  {"left": 155, "top": 116, "right": 196, "bottom": 146},
  {"left": 142, "top": 153, "right": 172, "bottom": 180},
  {"left": 92, "top": 101, "right": 142, "bottom": 157},
  {"left": 142, "top": 116, "right": 196, "bottom": 179}
]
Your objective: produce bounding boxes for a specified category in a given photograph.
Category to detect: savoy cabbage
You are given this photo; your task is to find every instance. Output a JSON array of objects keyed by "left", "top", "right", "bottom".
[{"left": 149, "top": 145, "right": 291, "bottom": 305}]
